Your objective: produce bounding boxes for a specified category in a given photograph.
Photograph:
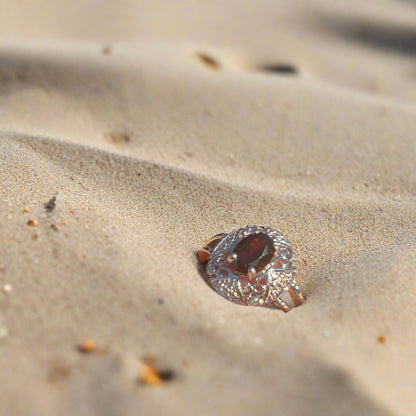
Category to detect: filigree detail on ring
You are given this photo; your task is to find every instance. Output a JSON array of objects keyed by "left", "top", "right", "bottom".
[{"left": 199, "top": 225, "right": 304, "bottom": 312}]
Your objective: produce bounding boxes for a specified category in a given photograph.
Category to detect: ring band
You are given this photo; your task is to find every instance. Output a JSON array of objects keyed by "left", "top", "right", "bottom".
[{"left": 198, "top": 225, "right": 305, "bottom": 312}]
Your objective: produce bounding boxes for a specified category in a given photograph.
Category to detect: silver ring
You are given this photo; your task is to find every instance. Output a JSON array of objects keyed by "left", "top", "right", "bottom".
[{"left": 198, "top": 225, "right": 305, "bottom": 312}]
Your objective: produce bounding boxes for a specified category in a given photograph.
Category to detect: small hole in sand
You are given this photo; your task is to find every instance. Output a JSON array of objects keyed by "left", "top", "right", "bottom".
[
  {"left": 195, "top": 53, "right": 221, "bottom": 71},
  {"left": 102, "top": 45, "right": 112, "bottom": 56},
  {"left": 47, "top": 361, "right": 72, "bottom": 383},
  {"left": 157, "top": 369, "right": 176, "bottom": 381},
  {"left": 260, "top": 64, "right": 298, "bottom": 75},
  {"left": 44, "top": 195, "right": 57, "bottom": 212},
  {"left": 105, "top": 131, "right": 131, "bottom": 144}
]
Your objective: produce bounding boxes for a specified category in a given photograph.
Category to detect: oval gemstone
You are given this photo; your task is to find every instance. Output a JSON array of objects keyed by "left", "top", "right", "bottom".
[{"left": 233, "top": 233, "right": 275, "bottom": 274}]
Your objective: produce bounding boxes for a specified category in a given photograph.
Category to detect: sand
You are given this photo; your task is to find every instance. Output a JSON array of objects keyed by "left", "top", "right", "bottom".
[{"left": 1, "top": 1, "right": 416, "bottom": 415}]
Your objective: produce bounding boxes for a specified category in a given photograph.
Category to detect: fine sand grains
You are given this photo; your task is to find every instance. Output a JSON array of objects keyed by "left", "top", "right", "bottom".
[{"left": 1, "top": 1, "right": 416, "bottom": 415}]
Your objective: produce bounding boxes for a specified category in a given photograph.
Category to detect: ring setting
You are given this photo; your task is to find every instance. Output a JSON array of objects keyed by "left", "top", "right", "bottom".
[{"left": 198, "top": 225, "right": 305, "bottom": 312}]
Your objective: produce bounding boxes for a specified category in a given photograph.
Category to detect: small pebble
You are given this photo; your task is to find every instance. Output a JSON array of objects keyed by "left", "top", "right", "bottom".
[
  {"left": 139, "top": 364, "right": 164, "bottom": 386},
  {"left": 77, "top": 339, "right": 95, "bottom": 353},
  {"left": 139, "top": 363, "right": 175, "bottom": 386},
  {"left": 378, "top": 335, "right": 387, "bottom": 344},
  {"left": 2, "top": 284, "right": 12, "bottom": 294},
  {"left": 23, "top": 207, "right": 29, "bottom": 213},
  {"left": 0, "top": 328, "right": 9, "bottom": 340},
  {"left": 28, "top": 218, "right": 38, "bottom": 226}
]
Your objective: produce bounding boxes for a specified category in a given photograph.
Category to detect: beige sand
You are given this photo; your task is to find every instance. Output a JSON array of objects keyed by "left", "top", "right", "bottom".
[{"left": 1, "top": 1, "right": 416, "bottom": 415}]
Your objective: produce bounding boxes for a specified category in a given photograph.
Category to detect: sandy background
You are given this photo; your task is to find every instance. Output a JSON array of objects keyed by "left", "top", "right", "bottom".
[{"left": 1, "top": 1, "right": 416, "bottom": 415}]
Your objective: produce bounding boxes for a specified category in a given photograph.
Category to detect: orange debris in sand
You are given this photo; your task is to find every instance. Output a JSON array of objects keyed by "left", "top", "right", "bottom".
[
  {"left": 78, "top": 339, "right": 95, "bottom": 353},
  {"left": 27, "top": 218, "right": 38, "bottom": 226},
  {"left": 139, "top": 364, "right": 164, "bottom": 386},
  {"left": 378, "top": 335, "right": 387, "bottom": 344},
  {"left": 195, "top": 52, "right": 221, "bottom": 70},
  {"left": 138, "top": 357, "right": 175, "bottom": 386}
]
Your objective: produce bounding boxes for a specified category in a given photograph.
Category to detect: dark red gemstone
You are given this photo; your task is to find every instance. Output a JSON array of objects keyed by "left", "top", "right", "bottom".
[{"left": 233, "top": 233, "right": 275, "bottom": 274}]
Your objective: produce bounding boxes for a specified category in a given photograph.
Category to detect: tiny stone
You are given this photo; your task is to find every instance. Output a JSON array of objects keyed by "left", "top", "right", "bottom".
[
  {"left": 23, "top": 207, "right": 29, "bottom": 213},
  {"left": 78, "top": 339, "right": 95, "bottom": 353},
  {"left": 138, "top": 362, "right": 175, "bottom": 386},
  {"left": 0, "top": 328, "right": 9, "bottom": 340},
  {"left": 28, "top": 218, "right": 38, "bottom": 226},
  {"left": 378, "top": 335, "right": 387, "bottom": 344},
  {"left": 2, "top": 284, "right": 12, "bottom": 294}
]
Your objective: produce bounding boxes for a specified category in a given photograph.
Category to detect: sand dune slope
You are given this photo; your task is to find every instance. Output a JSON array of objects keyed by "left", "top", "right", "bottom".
[{"left": 1, "top": 1, "right": 416, "bottom": 414}]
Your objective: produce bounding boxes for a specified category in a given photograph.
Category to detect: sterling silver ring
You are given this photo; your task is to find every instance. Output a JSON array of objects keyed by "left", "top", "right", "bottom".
[{"left": 198, "top": 225, "right": 305, "bottom": 312}]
